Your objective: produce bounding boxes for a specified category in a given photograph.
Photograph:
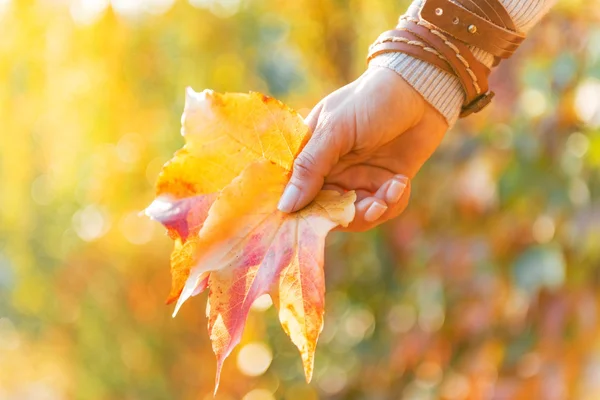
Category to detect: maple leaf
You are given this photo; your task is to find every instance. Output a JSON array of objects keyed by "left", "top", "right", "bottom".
[
  {"left": 213, "top": 187, "right": 355, "bottom": 386},
  {"left": 147, "top": 89, "right": 356, "bottom": 391},
  {"left": 146, "top": 88, "right": 309, "bottom": 303},
  {"left": 171, "top": 160, "right": 355, "bottom": 389}
]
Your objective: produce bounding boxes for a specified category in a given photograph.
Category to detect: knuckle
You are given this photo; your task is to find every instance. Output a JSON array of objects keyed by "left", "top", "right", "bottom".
[
  {"left": 293, "top": 152, "right": 319, "bottom": 180},
  {"left": 317, "top": 116, "right": 338, "bottom": 141}
]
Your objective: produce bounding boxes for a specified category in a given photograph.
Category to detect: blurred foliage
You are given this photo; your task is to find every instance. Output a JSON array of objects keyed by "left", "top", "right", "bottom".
[{"left": 1, "top": 0, "right": 600, "bottom": 399}]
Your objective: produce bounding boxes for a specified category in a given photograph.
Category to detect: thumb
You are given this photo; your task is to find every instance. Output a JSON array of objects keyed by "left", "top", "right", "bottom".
[{"left": 278, "top": 114, "right": 340, "bottom": 213}]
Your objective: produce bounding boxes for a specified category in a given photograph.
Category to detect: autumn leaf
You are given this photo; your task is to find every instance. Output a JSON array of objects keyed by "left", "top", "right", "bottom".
[
  {"left": 145, "top": 193, "right": 214, "bottom": 303},
  {"left": 147, "top": 89, "right": 355, "bottom": 391},
  {"left": 146, "top": 88, "right": 309, "bottom": 303},
  {"left": 174, "top": 160, "right": 355, "bottom": 389}
]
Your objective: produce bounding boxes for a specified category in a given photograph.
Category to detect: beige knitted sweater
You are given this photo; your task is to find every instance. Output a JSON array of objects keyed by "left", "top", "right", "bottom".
[{"left": 370, "top": 0, "right": 556, "bottom": 126}]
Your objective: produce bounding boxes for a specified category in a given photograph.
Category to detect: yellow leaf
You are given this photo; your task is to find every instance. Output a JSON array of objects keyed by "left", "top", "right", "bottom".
[
  {"left": 147, "top": 89, "right": 310, "bottom": 303},
  {"left": 173, "top": 160, "right": 354, "bottom": 389},
  {"left": 148, "top": 90, "right": 355, "bottom": 392}
]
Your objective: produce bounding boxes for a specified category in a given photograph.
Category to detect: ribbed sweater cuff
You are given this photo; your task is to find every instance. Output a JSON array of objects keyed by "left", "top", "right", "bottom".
[{"left": 370, "top": 0, "right": 555, "bottom": 127}]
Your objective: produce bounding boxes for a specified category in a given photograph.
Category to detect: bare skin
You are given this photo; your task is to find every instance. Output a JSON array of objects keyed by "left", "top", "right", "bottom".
[{"left": 278, "top": 66, "right": 449, "bottom": 231}]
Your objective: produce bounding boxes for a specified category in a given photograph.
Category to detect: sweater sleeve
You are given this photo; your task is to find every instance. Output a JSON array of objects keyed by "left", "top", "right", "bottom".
[{"left": 369, "top": 0, "right": 556, "bottom": 126}]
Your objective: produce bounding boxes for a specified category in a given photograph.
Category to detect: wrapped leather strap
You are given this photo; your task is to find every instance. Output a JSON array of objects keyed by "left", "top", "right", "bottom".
[
  {"left": 459, "top": 0, "right": 515, "bottom": 31},
  {"left": 420, "top": 0, "right": 524, "bottom": 60},
  {"left": 396, "top": 18, "right": 491, "bottom": 102},
  {"left": 367, "top": 0, "right": 524, "bottom": 118},
  {"left": 368, "top": 29, "right": 455, "bottom": 76}
]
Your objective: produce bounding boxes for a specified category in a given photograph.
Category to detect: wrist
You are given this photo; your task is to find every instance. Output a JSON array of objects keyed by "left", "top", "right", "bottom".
[
  {"left": 362, "top": 66, "right": 429, "bottom": 131},
  {"left": 369, "top": 53, "right": 464, "bottom": 126},
  {"left": 367, "top": 0, "right": 554, "bottom": 126}
]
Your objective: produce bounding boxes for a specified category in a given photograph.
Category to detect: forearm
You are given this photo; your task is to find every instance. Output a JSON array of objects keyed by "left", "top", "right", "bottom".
[{"left": 370, "top": 0, "right": 556, "bottom": 126}]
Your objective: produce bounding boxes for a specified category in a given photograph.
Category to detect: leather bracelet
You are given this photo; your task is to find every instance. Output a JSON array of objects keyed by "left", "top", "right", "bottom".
[{"left": 367, "top": 0, "right": 524, "bottom": 118}]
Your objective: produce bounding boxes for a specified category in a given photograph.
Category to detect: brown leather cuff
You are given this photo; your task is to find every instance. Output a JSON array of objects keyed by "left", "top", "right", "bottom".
[{"left": 368, "top": 0, "right": 524, "bottom": 118}]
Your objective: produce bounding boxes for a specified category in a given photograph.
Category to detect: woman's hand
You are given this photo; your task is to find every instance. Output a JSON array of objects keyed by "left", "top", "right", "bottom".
[{"left": 278, "top": 66, "right": 449, "bottom": 231}]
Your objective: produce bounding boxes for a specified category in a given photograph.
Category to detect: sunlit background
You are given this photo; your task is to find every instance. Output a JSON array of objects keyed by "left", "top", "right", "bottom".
[{"left": 2, "top": 0, "right": 600, "bottom": 399}]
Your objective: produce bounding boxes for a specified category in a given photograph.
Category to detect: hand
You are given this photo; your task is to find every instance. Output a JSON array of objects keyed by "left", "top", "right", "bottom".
[{"left": 277, "top": 66, "right": 449, "bottom": 231}]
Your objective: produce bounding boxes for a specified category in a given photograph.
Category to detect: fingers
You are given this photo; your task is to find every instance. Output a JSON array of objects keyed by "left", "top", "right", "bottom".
[
  {"left": 324, "top": 164, "right": 396, "bottom": 194},
  {"left": 341, "top": 175, "right": 410, "bottom": 232},
  {"left": 362, "top": 200, "right": 388, "bottom": 223},
  {"left": 278, "top": 105, "right": 341, "bottom": 213}
]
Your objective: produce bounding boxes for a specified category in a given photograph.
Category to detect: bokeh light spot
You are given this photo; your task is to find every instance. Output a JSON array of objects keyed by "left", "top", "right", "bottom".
[
  {"left": 440, "top": 371, "right": 470, "bottom": 400},
  {"left": 387, "top": 303, "right": 417, "bottom": 333},
  {"left": 188, "top": 0, "right": 241, "bottom": 18},
  {"left": 70, "top": 0, "right": 109, "bottom": 26},
  {"left": 0, "top": 0, "right": 11, "bottom": 15},
  {"left": 570, "top": 178, "right": 590, "bottom": 206},
  {"left": 242, "top": 389, "right": 275, "bottom": 400},
  {"left": 415, "top": 361, "right": 443, "bottom": 388},
  {"left": 111, "top": 0, "right": 144, "bottom": 17},
  {"left": 116, "top": 133, "right": 143, "bottom": 165},
  {"left": 533, "top": 215, "right": 555, "bottom": 244},
  {"left": 418, "top": 304, "right": 445, "bottom": 333},
  {"left": 520, "top": 88, "right": 547, "bottom": 117},
  {"left": 144, "top": 0, "right": 175, "bottom": 15},
  {"left": 317, "top": 365, "right": 347, "bottom": 395},
  {"left": 566, "top": 131, "right": 590, "bottom": 158},
  {"left": 250, "top": 294, "right": 273, "bottom": 312},
  {"left": 574, "top": 78, "right": 600, "bottom": 126},
  {"left": 72, "top": 205, "right": 111, "bottom": 241},
  {"left": 237, "top": 342, "right": 272, "bottom": 377},
  {"left": 342, "top": 307, "right": 375, "bottom": 344},
  {"left": 455, "top": 158, "right": 497, "bottom": 211},
  {"left": 31, "top": 174, "right": 54, "bottom": 206}
]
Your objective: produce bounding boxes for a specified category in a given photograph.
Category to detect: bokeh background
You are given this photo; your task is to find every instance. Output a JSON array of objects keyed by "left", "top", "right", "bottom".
[{"left": 2, "top": 0, "right": 600, "bottom": 399}]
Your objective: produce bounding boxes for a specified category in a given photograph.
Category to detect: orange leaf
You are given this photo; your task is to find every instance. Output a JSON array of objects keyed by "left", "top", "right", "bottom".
[
  {"left": 147, "top": 89, "right": 355, "bottom": 391},
  {"left": 173, "top": 160, "right": 355, "bottom": 390},
  {"left": 146, "top": 88, "right": 309, "bottom": 303}
]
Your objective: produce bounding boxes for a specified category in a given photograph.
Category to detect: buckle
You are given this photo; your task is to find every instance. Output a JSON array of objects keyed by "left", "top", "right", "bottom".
[{"left": 459, "top": 91, "right": 495, "bottom": 118}]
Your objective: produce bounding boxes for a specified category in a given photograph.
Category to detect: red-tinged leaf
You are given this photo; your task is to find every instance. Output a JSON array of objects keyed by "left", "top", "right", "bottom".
[
  {"left": 146, "top": 194, "right": 217, "bottom": 241},
  {"left": 146, "top": 193, "right": 216, "bottom": 303},
  {"left": 146, "top": 88, "right": 309, "bottom": 304},
  {"left": 147, "top": 89, "right": 354, "bottom": 392},
  {"left": 173, "top": 160, "right": 355, "bottom": 390}
]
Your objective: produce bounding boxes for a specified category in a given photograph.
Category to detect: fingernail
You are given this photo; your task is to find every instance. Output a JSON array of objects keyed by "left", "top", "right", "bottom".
[
  {"left": 364, "top": 202, "right": 387, "bottom": 222},
  {"left": 386, "top": 176, "right": 408, "bottom": 204},
  {"left": 278, "top": 183, "right": 301, "bottom": 213}
]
